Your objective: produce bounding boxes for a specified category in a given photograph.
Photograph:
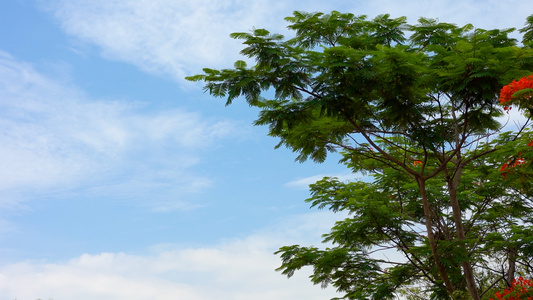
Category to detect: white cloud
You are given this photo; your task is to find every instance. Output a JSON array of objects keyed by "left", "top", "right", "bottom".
[
  {"left": 497, "top": 107, "right": 532, "bottom": 133},
  {"left": 0, "top": 211, "right": 342, "bottom": 300},
  {"left": 42, "top": 0, "right": 533, "bottom": 85},
  {"left": 349, "top": 0, "right": 532, "bottom": 31},
  {"left": 44, "top": 0, "right": 293, "bottom": 82},
  {"left": 0, "top": 51, "right": 239, "bottom": 210}
]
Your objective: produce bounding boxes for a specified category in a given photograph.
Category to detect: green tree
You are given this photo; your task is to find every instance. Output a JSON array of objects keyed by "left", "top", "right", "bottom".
[{"left": 187, "top": 11, "right": 533, "bottom": 299}]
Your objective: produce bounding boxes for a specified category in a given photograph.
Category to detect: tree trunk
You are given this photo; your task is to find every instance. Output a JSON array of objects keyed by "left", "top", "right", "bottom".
[
  {"left": 418, "top": 178, "right": 455, "bottom": 295},
  {"left": 507, "top": 247, "right": 517, "bottom": 286},
  {"left": 446, "top": 166, "right": 480, "bottom": 300}
]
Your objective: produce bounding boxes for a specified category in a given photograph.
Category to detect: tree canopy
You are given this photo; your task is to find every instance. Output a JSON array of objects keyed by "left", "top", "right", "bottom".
[{"left": 187, "top": 11, "right": 533, "bottom": 300}]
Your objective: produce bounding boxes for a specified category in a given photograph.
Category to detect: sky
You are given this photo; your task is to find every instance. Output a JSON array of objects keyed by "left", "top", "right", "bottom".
[{"left": 0, "top": 0, "right": 531, "bottom": 299}]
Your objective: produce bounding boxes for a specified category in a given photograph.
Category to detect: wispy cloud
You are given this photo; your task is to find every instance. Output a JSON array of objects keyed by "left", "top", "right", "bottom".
[
  {"left": 0, "top": 51, "right": 238, "bottom": 211},
  {"left": 0, "top": 211, "right": 342, "bottom": 300},
  {"left": 361, "top": 0, "right": 533, "bottom": 32},
  {"left": 42, "top": 0, "right": 533, "bottom": 85},
  {"left": 44, "top": 0, "right": 293, "bottom": 82}
]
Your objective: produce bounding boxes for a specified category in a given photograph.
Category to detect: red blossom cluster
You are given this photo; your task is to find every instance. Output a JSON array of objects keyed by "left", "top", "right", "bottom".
[
  {"left": 491, "top": 277, "right": 533, "bottom": 300},
  {"left": 499, "top": 75, "right": 533, "bottom": 112},
  {"left": 500, "top": 153, "right": 526, "bottom": 179},
  {"left": 499, "top": 141, "right": 533, "bottom": 179}
]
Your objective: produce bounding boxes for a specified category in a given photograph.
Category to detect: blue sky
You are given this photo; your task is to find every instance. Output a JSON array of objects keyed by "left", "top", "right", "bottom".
[{"left": 0, "top": 0, "right": 531, "bottom": 299}]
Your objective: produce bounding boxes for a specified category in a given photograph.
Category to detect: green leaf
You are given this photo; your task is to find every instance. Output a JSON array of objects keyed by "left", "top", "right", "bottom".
[{"left": 233, "top": 60, "right": 247, "bottom": 69}]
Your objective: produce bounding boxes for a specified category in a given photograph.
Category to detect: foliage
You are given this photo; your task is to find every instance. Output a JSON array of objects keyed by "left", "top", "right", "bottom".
[{"left": 187, "top": 11, "right": 533, "bottom": 300}]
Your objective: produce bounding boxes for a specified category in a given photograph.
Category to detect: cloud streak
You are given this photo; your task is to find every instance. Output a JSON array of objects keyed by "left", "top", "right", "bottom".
[
  {"left": 0, "top": 211, "right": 342, "bottom": 300},
  {"left": 43, "top": 0, "right": 533, "bottom": 84},
  {"left": 0, "top": 51, "right": 238, "bottom": 211},
  {"left": 45, "top": 0, "right": 292, "bottom": 81}
]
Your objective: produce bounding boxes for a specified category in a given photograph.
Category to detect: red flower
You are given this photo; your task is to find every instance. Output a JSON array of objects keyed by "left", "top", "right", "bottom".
[
  {"left": 412, "top": 160, "right": 422, "bottom": 166},
  {"left": 492, "top": 277, "right": 533, "bottom": 299},
  {"left": 499, "top": 74, "right": 533, "bottom": 111},
  {"left": 499, "top": 162, "right": 509, "bottom": 172},
  {"left": 499, "top": 153, "right": 527, "bottom": 179}
]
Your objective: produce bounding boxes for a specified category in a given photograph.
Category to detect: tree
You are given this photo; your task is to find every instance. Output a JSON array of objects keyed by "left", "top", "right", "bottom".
[{"left": 187, "top": 11, "right": 533, "bottom": 299}]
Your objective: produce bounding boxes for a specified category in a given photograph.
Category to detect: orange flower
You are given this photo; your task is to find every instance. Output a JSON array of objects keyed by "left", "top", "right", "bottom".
[
  {"left": 492, "top": 277, "right": 533, "bottom": 299},
  {"left": 499, "top": 74, "right": 533, "bottom": 111},
  {"left": 499, "top": 153, "right": 527, "bottom": 179},
  {"left": 499, "top": 162, "right": 509, "bottom": 172}
]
